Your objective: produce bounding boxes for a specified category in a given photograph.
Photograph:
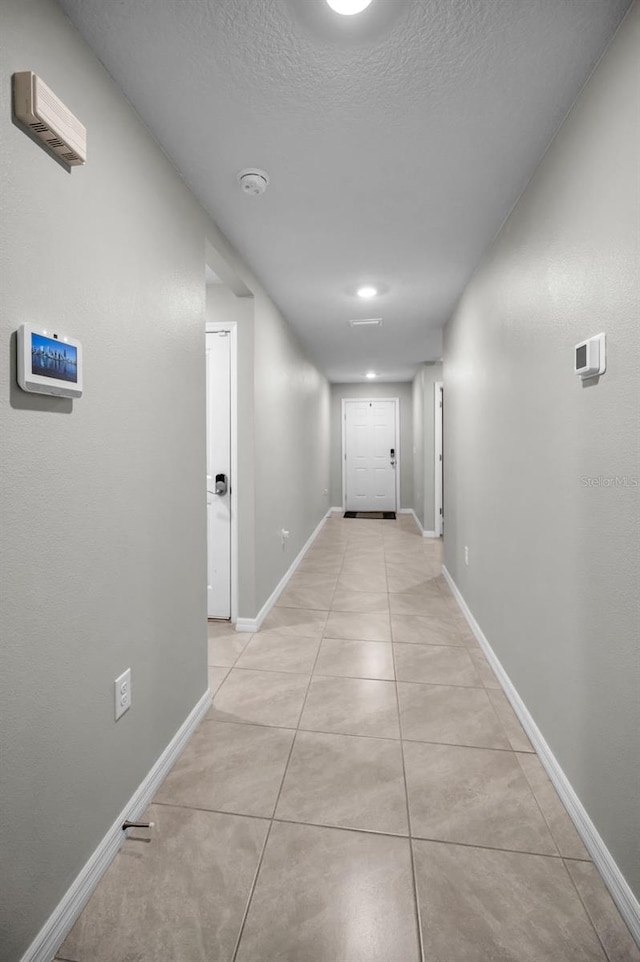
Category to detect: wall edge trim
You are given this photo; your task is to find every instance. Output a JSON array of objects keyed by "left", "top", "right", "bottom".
[
  {"left": 441, "top": 565, "right": 640, "bottom": 947},
  {"left": 235, "top": 510, "right": 331, "bottom": 633},
  {"left": 21, "top": 688, "right": 213, "bottom": 962}
]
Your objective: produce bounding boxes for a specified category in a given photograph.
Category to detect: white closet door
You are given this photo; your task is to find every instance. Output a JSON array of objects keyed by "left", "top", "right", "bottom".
[{"left": 206, "top": 331, "right": 231, "bottom": 619}]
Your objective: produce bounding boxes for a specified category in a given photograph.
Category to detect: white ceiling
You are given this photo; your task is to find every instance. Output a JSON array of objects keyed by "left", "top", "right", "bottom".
[{"left": 57, "top": 0, "right": 630, "bottom": 382}]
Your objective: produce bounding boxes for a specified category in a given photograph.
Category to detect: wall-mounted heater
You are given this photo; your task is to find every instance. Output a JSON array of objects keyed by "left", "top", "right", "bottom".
[{"left": 12, "top": 71, "right": 86, "bottom": 166}]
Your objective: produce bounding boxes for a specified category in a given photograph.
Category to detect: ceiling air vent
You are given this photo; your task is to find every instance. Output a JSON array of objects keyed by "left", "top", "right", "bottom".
[{"left": 13, "top": 72, "right": 86, "bottom": 166}]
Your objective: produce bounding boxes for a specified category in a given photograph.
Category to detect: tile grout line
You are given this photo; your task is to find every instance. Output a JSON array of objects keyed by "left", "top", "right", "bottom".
[
  {"left": 228, "top": 719, "right": 302, "bottom": 962},
  {"left": 224, "top": 596, "right": 333, "bottom": 955},
  {"left": 150, "top": 797, "right": 595, "bottom": 861},
  {"left": 560, "top": 859, "right": 613, "bottom": 962},
  {"left": 229, "top": 599, "right": 328, "bottom": 962},
  {"left": 514, "top": 752, "right": 612, "bottom": 962},
  {"left": 228, "top": 814, "right": 275, "bottom": 962},
  {"left": 215, "top": 661, "right": 496, "bottom": 691},
  {"left": 387, "top": 542, "right": 426, "bottom": 962},
  {"left": 195, "top": 710, "right": 539, "bottom": 756},
  {"left": 326, "top": 537, "right": 346, "bottom": 612},
  {"left": 208, "top": 623, "right": 253, "bottom": 674},
  {"left": 513, "top": 751, "right": 570, "bottom": 862}
]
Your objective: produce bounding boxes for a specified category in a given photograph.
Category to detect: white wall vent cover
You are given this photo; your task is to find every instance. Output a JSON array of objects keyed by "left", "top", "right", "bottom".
[{"left": 13, "top": 71, "right": 86, "bottom": 166}]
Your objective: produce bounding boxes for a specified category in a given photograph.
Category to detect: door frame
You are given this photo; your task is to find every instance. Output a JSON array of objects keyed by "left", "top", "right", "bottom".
[
  {"left": 341, "top": 397, "right": 400, "bottom": 512},
  {"left": 206, "top": 321, "right": 238, "bottom": 623},
  {"left": 434, "top": 381, "right": 443, "bottom": 537}
]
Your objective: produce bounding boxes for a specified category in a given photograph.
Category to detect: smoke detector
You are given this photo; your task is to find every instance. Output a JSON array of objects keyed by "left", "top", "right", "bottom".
[{"left": 237, "top": 168, "right": 269, "bottom": 196}]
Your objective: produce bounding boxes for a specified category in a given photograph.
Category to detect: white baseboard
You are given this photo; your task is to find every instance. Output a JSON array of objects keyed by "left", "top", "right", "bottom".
[
  {"left": 329, "top": 506, "right": 343, "bottom": 514},
  {"left": 235, "top": 511, "right": 331, "bottom": 633},
  {"left": 441, "top": 565, "right": 640, "bottom": 947},
  {"left": 400, "top": 508, "right": 422, "bottom": 532},
  {"left": 22, "top": 689, "right": 212, "bottom": 962},
  {"left": 400, "top": 508, "right": 438, "bottom": 538}
]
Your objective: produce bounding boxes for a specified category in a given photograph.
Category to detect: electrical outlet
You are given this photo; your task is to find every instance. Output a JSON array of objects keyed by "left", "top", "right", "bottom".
[
  {"left": 281, "top": 528, "right": 291, "bottom": 549},
  {"left": 322, "top": 488, "right": 328, "bottom": 497},
  {"left": 114, "top": 668, "right": 131, "bottom": 721},
  {"left": 464, "top": 546, "right": 469, "bottom": 566}
]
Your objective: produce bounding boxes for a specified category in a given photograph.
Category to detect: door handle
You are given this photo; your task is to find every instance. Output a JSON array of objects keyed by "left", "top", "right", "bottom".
[{"left": 215, "top": 473, "right": 228, "bottom": 496}]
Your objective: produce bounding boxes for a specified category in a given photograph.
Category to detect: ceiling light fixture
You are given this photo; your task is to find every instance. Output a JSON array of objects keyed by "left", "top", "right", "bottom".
[
  {"left": 365, "top": 371, "right": 377, "bottom": 379},
  {"left": 326, "top": 0, "right": 373, "bottom": 15},
  {"left": 357, "top": 285, "right": 378, "bottom": 299},
  {"left": 349, "top": 318, "right": 382, "bottom": 327}
]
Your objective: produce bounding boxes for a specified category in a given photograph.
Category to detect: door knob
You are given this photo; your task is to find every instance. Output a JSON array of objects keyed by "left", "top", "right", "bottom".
[{"left": 215, "top": 473, "right": 228, "bottom": 496}]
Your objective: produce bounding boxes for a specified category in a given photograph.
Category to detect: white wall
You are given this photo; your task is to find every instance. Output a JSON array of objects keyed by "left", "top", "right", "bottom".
[
  {"left": 0, "top": 2, "right": 330, "bottom": 956},
  {"left": 0, "top": 4, "right": 208, "bottom": 953},
  {"left": 253, "top": 296, "right": 331, "bottom": 613},
  {"left": 329, "top": 382, "right": 413, "bottom": 510},
  {"left": 444, "top": 4, "right": 639, "bottom": 901}
]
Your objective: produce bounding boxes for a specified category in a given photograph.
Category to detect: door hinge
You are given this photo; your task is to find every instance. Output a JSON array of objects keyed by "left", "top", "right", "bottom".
[{"left": 439, "top": 454, "right": 442, "bottom": 461}]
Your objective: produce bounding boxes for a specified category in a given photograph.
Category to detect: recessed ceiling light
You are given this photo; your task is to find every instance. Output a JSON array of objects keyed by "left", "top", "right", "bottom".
[
  {"left": 365, "top": 371, "right": 377, "bottom": 379},
  {"left": 326, "top": 0, "right": 373, "bottom": 15},
  {"left": 357, "top": 285, "right": 378, "bottom": 299}
]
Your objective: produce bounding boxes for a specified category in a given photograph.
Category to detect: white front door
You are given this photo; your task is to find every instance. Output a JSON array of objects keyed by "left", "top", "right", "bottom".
[
  {"left": 206, "top": 331, "right": 231, "bottom": 619},
  {"left": 344, "top": 399, "right": 398, "bottom": 512}
]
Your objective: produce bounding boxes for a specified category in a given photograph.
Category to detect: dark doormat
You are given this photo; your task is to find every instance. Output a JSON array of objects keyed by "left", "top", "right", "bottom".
[{"left": 344, "top": 511, "right": 396, "bottom": 520}]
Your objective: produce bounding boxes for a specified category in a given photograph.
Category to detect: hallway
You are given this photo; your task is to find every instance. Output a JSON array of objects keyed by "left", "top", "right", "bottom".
[{"left": 56, "top": 515, "right": 637, "bottom": 962}]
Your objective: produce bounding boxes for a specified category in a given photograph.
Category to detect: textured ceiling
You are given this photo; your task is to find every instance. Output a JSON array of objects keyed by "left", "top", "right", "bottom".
[{"left": 57, "top": 0, "right": 631, "bottom": 382}]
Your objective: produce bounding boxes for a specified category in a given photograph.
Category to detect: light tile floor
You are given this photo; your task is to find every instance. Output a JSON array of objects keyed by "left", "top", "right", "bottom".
[{"left": 57, "top": 515, "right": 640, "bottom": 962}]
